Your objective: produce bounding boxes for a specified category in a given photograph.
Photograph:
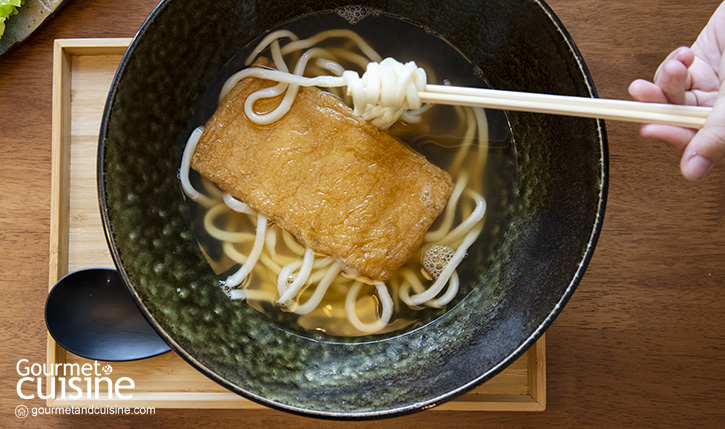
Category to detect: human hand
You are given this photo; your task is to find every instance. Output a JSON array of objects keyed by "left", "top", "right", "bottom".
[{"left": 628, "top": 2, "right": 725, "bottom": 180}]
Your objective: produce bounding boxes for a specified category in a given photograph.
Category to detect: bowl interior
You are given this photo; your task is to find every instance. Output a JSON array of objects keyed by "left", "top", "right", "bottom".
[{"left": 99, "top": 0, "right": 606, "bottom": 418}]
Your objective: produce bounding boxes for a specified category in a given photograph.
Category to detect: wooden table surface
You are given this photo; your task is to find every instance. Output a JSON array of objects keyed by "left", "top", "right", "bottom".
[{"left": 1, "top": 0, "right": 723, "bottom": 427}]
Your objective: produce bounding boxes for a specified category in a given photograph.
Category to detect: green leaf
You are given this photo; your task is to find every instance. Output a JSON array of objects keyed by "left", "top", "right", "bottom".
[{"left": 0, "top": 0, "right": 24, "bottom": 39}]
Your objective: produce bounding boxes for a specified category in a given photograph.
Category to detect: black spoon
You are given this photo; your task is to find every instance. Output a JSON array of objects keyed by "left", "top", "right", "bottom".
[{"left": 45, "top": 268, "right": 171, "bottom": 361}]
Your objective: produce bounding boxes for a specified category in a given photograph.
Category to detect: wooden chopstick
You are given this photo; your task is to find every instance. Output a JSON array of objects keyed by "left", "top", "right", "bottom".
[{"left": 420, "top": 84, "right": 711, "bottom": 129}]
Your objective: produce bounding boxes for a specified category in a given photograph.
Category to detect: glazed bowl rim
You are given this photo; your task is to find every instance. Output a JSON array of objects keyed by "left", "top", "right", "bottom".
[{"left": 97, "top": 0, "right": 608, "bottom": 419}]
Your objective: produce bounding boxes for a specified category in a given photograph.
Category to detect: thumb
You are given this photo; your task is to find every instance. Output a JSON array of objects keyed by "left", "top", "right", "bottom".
[{"left": 681, "top": 94, "right": 725, "bottom": 179}]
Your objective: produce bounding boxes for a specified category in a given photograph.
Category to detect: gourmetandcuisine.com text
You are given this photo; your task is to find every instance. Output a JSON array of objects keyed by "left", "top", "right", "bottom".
[{"left": 16, "top": 405, "right": 155, "bottom": 418}]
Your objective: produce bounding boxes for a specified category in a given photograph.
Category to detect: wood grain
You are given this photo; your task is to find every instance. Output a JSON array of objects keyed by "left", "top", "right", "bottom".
[{"left": 1, "top": 0, "right": 724, "bottom": 427}]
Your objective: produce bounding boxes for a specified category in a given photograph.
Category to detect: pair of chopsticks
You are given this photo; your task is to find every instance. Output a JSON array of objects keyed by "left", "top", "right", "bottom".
[{"left": 419, "top": 84, "right": 710, "bottom": 129}]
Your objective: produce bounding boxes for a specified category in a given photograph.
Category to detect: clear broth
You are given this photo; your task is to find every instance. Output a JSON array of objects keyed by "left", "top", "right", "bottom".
[{"left": 182, "top": 8, "right": 518, "bottom": 339}]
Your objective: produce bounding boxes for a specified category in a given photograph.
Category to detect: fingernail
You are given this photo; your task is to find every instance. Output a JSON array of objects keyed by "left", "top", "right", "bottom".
[{"left": 685, "top": 155, "right": 712, "bottom": 180}]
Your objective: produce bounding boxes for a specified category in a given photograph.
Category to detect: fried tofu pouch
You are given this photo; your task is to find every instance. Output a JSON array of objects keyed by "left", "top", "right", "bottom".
[{"left": 191, "top": 76, "right": 453, "bottom": 282}]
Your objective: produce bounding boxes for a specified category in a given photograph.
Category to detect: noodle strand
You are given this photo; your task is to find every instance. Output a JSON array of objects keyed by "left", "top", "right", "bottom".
[
  {"left": 179, "top": 126, "right": 214, "bottom": 207},
  {"left": 277, "top": 249, "right": 315, "bottom": 305},
  {"left": 224, "top": 213, "right": 268, "bottom": 288},
  {"left": 345, "top": 282, "right": 394, "bottom": 333},
  {"left": 294, "top": 262, "right": 343, "bottom": 314}
]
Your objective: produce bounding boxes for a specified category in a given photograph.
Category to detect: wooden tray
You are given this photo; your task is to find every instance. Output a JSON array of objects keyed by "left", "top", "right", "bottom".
[{"left": 47, "top": 38, "right": 546, "bottom": 412}]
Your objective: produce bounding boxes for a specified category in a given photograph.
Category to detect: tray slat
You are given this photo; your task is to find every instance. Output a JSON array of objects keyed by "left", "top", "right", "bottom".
[{"left": 47, "top": 38, "right": 546, "bottom": 412}]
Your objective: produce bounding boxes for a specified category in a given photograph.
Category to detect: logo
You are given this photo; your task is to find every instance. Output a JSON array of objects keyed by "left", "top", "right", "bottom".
[
  {"left": 16, "top": 359, "right": 134, "bottom": 400},
  {"left": 15, "top": 405, "right": 29, "bottom": 418}
]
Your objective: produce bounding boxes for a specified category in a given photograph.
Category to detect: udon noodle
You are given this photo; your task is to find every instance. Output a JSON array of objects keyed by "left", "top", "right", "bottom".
[{"left": 179, "top": 29, "right": 488, "bottom": 335}]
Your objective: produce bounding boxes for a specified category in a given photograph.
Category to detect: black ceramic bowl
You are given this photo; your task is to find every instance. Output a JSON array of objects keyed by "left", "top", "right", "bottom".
[{"left": 98, "top": 0, "right": 606, "bottom": 419}]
